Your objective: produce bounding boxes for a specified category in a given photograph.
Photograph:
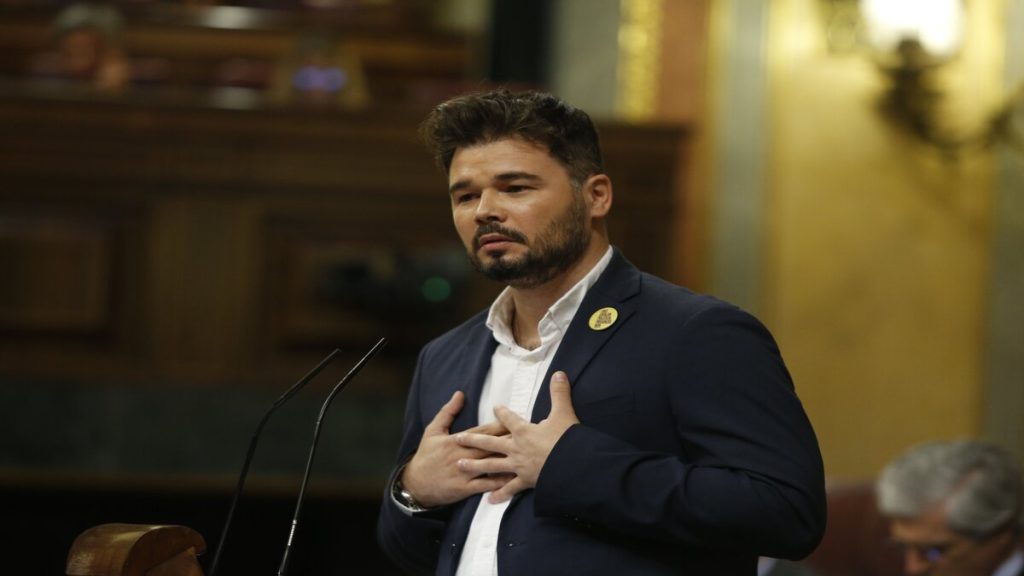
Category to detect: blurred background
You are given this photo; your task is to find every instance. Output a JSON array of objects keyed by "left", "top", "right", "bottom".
[{"left": 0, "top": 0, "right": 1021, "bottom": 574}]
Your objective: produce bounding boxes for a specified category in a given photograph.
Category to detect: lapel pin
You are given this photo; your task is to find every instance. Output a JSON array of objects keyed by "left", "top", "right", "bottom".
[{"left": 588, "top": 307, "right": 618, "bottom": 331}]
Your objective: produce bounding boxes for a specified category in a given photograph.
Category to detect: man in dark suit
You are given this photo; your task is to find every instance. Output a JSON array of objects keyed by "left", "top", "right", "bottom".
[
  {"left": 376, "top": 90, "right": 826, "bottom": 575},
  {"left": 877, "top": 440, "right": 1024, "bottom": 576}
]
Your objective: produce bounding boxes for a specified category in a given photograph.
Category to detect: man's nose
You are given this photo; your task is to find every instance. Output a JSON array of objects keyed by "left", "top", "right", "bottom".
[{"left": 474, "top": 189, "right": 505, "bottom": 223}]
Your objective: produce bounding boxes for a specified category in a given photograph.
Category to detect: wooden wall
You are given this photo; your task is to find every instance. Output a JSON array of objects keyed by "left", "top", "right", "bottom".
[{"left": 0, "top": 92, "right": 685, "bottom": 390}]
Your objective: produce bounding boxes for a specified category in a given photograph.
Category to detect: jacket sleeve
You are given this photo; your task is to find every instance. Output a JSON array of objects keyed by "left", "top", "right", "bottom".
[
  {"left": 376, "top": 345, "right": 451, "bottom": 575},
  {"left": 532, "top": 304, "right": 827, "bottom": 560}
]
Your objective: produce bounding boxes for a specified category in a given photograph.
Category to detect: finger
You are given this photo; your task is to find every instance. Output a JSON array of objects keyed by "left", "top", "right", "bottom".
[
  {"left": 424, "top": 391, "right": 464, "bottom": 435},
  {"left": 467, "top": 473, "right": 513, "bottom": 494},
  {"left": 488, "top": 477, "right": 529, "bottom": 504},
  {"left": 493, "top": 405, "right": 527, "bottom": 432},
  {"left": 452, "top": 439, "right": 508, "bottom": 460},
  {"left": 456, "top": 431, "right": 509, "bottom": 454},
  {"left": 454, "top": 445, "right": 501, "bottom": 461},
  {"left": 464, "top": 420, "right": 509, "bottom": 437},
  {"left": 548, "top": 371, "right": 575, "bottom": 416},
  {"left": 457, "top": 455, "right": 513, "bottom": 476}
]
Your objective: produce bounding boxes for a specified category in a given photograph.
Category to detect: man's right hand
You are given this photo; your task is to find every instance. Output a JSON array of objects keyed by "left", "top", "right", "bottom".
[{"left": 401, "top": 391, "right": 511, "bottom": 508}]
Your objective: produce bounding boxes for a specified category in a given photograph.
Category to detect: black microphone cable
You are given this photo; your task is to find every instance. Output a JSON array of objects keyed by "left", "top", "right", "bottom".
[
  {"left": 207, "top": 348, "right": 342, "bottom": 576},
  {"left": 277, "top": 337, "right": 387, "bottom": 576}
]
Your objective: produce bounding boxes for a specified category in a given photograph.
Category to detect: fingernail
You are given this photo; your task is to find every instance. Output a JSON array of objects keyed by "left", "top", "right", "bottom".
[{"left": 553, "top": 371, "right": 567, "bottom": 383}]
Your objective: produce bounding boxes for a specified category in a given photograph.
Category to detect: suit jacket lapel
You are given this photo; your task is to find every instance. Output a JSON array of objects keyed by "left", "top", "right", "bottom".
[
  {"left": 529, "top": 249, "right": 641, "bottom": 423},
  {"left": 450, "top": 321, "right": 498, "bottom": 432}
]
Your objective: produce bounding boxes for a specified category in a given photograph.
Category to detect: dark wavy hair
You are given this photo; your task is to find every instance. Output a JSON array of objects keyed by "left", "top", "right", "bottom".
[{"left": 420, "top": 90, "right": 604, "bottom": 188}]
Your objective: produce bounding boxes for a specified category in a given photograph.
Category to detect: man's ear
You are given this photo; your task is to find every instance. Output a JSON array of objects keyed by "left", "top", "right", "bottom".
[{"left": 583, "top": 174, "right": 613, "bottom": 218}]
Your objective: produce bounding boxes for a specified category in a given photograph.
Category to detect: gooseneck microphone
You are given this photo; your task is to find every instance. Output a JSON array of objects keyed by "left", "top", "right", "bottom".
[
  {"left": 207, "top": 348, "right": 342, "bottom": 576},
  {"left": 277, "top": 337, "right": 388, "bottom": 576}
]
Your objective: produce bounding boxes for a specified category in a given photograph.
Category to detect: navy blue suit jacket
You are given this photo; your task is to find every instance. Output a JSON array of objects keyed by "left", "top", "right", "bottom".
[{"left": 378, "top": 250, "right": 826, "bottom": 575}]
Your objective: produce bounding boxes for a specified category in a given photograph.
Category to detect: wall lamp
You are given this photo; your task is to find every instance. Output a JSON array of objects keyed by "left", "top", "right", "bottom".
[{"left": 825, "top": 0, "right": 1024, "bottom": 158}]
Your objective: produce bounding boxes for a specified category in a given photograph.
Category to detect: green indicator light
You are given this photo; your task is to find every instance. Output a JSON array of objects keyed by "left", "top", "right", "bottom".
[{"left": 422, "top": 277, "right": 452, "bottom": 302}]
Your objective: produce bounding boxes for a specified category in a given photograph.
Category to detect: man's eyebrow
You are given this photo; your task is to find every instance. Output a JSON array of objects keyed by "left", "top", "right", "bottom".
[
  {"left": 449, "top": 179, "right": 471, "bottom": 196},
  {"left": 448, "top": 172, "right": 542, "bottom": 196},
  {"left": 494, "top": 171, "right": 542, "bottom": 183}
]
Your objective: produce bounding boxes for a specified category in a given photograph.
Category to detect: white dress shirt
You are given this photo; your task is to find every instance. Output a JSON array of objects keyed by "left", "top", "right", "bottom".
[{"left": 454, "top": 247, "right": 613, "bottom": 576}]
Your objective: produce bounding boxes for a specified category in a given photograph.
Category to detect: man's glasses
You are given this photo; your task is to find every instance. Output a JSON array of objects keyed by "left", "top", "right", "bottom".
[
  {"left": 891, "top": 519, "right": 1019, "bottom": 564},
  {"left": 890, "top": 540, "right": 954, "bottom": 563}
]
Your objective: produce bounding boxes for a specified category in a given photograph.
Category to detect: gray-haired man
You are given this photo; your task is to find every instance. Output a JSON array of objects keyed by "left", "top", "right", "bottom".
[{"left": 877, "top": 440, "right": 1023, "bottom": 576}]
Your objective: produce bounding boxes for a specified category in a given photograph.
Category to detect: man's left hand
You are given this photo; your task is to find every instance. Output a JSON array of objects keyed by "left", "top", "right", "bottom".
[{"left": 454, "top": 371, "right": 579, "bottom": 504}]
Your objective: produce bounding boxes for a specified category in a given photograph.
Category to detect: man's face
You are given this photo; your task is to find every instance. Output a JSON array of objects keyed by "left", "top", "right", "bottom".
[
  {"left": 888, "top": 507, "right": 1015, "bottom": 576},
  {"left": 448, "top": 138, "right": 591, "bottom": 288}
]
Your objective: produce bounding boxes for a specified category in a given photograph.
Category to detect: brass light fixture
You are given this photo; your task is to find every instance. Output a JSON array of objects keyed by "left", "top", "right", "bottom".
[{"left": 828, "top": 0, "right": 1024, "bottom": 157}]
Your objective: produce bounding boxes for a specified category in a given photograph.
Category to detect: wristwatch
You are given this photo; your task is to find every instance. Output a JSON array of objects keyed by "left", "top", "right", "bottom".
[{"left": 393, "top": 468, "right": 429, "bottom": 513}]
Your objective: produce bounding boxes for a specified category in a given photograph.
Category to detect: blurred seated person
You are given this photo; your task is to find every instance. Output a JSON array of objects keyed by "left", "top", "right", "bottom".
[
  {"left": 29, "top": 2, "right": 130, "bottom": 92},
  {"left": 877, "top": 440, "right": 1023, "bottom": 576},
  {"left": 269, "top": 32, "right": 367, "bottom": 109}
]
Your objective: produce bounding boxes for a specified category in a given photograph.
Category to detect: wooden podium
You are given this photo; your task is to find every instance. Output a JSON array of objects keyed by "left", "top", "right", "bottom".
[{"left": 67, "top": 524, "right": 206, "bottom": 576}]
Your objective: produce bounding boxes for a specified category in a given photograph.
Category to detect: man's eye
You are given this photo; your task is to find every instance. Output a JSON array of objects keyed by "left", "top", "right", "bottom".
[
  {"left": 505, "top": 185, "right": 529, "bottom": 193},
  {"left": 455, "top": 193, "right": 477, "bottom": 204}
]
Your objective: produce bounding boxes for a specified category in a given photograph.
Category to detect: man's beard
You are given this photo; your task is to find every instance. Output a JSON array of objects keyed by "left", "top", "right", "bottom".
[{"left": 468, "top": 193, "right": 590, "bottom": 289}]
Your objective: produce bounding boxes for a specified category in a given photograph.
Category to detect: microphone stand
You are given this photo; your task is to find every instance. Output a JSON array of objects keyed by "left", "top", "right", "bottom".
[
  {"left": 207, "top": 348, "right": 342, "bottom": 576},
  {"left": 277, "top": 337, "right": 387, "bottom": 576}
]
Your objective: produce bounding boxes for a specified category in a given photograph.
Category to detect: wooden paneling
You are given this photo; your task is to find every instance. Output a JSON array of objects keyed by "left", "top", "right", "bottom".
[
  {"left": 0, "top": 93, "right": 687, "bottom": 387},
  {"left": 0, "top": 199, "right": 146, "bottom": 359},
  {"left": 0, "top": 215, "right": 112, "bottom": 334}
]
